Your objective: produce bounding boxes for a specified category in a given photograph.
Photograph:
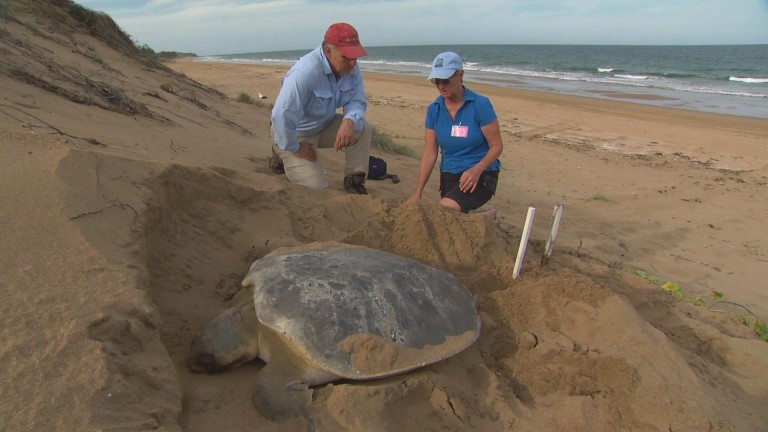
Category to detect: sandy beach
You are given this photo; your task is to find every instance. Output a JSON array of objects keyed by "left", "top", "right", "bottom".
[{"left": 2, "top": 1, "right": 768, "bottom": 431}]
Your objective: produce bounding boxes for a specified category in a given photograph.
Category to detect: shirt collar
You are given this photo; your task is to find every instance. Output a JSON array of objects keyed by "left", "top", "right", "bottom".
[
  {"left": 437, "top": 85, "right": 475, "bottom": 106},
  {"left": 461, "top": 86, "right": 477, "bottom": 102},
  {"left": 318, "top": 45, "right": 334, "bottom": 77}
]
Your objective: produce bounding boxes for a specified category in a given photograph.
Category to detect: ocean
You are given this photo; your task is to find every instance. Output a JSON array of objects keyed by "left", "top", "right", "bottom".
[{"left": 205, "top": 44, "right": 768, "bottom": 119}]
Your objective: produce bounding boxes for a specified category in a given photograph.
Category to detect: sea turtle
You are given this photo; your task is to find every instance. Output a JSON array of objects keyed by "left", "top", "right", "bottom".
[{"left": 188, "top": 243, "right": 480, "bottom": 431}]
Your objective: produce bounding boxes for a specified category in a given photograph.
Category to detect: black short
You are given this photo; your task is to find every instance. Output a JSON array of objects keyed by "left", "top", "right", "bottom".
[{"left": 440, "top": 170, "right": 499, "bottom": 213}]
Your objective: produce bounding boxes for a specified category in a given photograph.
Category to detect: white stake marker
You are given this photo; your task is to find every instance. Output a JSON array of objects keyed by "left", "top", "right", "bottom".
[
  {"left": 541, "top": 203, "right": 564, "bottom": 266},
  {"left": 513, "top": 207, "right": 536, "bottom": 279}
]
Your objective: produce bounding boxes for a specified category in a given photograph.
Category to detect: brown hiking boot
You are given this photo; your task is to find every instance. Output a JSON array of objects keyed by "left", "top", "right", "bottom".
[
  {"left": 269, "top": 148, "right": 284, "bottom": 174},
  {"left": 343, "top": 172, "right": 367, "bottom": 195}
]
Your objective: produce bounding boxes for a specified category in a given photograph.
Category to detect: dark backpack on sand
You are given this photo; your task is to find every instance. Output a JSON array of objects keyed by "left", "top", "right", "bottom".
[{"left": 367, "top": 156, "right": 400, "bottom": 183}]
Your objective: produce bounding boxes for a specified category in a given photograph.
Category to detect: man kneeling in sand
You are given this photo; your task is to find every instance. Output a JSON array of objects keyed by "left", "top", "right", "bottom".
[{"left": 269, "top": 23, "right": 372, "bottom": 194}]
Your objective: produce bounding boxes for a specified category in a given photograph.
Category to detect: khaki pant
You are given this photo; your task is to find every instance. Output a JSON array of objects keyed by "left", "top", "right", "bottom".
[{"left": 272, "top": 114, "right": 372, "bottom": 189}]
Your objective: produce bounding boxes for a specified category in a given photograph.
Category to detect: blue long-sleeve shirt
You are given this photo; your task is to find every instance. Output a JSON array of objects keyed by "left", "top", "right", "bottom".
[{"left": 271, "top": 46, "right": 368, "bottom": 152}]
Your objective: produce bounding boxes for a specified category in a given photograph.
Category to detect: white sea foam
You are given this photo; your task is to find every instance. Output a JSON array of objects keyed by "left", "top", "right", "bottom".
[
  {"left": 729, "top": 76, "right": 768, "bottom": 84},
  {"left": 358, "top": 59, "right": 428, "bottom": 68},
  {"left": 615, "top": 74, "right": 649, "bottom": 80},
  {"left": 472, "top": 66, "right": 768, "bottom": 98},
  {"left": 597, "top": 68, "right": 614, "bottom": 73},
  {"left": 463, "top": 62, "right": 481, "bottom": 70},
  {"left": 199, "top": 56, "right": 294, "bottom": 65}
]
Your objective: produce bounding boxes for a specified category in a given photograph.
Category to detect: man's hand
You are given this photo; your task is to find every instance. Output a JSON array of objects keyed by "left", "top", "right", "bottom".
[
  {"left": 294, "top": 140, "right": 317, "bottom": 161},
  {"left": 334, "top": 118, "right": 356, "bottom": 151}
]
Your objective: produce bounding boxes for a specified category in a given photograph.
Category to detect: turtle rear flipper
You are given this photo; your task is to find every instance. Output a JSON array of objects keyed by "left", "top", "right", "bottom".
[{"left": 254, "top": 360, "right": 317, "bottom": 432}]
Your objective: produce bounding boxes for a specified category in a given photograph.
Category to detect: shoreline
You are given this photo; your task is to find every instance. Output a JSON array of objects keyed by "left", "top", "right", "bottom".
[
  {"left": 186, "top": 56, "right": 768, "bottom": 119},
  {"left": 171, "top": 57, "right": 768, "bottom": 129},
  {"left": 362, "top": 68, "right": 768, "bottom": 125}
]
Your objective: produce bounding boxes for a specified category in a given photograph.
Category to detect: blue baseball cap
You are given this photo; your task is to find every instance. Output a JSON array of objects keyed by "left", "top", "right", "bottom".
[{"left": 427, "top": 52, "right": 463, "bottom": 80}]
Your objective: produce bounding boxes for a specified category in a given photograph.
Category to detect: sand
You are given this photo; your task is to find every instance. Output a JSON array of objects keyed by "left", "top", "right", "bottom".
[{"left": 2, "top": 1, "right": 768, "bottom": 431}]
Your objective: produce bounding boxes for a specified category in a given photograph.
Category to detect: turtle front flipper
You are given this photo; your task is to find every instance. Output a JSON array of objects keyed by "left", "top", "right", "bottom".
[{"left": 253, "top": 360, "right": 317, "bottom": 432}]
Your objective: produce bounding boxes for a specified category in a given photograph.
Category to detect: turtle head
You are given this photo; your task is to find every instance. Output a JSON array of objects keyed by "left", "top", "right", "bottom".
[{"left": 189, "top": 306, "right": 260, "bottom": 373}]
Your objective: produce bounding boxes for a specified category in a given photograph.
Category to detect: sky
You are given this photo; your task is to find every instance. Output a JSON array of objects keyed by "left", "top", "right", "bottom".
[{"left": 75, "top": 0, "right": 768, "bottom": 55}]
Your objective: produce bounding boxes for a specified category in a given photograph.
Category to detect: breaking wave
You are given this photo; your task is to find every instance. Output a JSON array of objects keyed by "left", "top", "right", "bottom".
[{"left": 729, "top": 76, "right": 768, "bottom": 84}]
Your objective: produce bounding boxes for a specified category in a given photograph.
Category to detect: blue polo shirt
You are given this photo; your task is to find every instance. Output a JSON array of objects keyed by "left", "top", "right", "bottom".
[
  {"left": 425, "top": 87, "right": 500, "bottom": 174},
  {"left": 271, "top": 46, "right": 367, "bottom": 152}
]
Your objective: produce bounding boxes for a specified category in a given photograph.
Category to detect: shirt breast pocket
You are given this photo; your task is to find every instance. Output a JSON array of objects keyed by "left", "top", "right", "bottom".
[{"left": 310, "top": 88, "right": 334, "bottom": 113}]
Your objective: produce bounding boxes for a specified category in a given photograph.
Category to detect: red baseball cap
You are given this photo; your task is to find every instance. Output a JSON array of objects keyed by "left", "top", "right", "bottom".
[{"left": 324, "top": 23, "right": 367, "bottom": 59}]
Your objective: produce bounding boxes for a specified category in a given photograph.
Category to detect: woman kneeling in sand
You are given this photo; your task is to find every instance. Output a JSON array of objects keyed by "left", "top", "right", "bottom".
[{"left": 407, "top": 52, "right": 503, "bottom": 216}]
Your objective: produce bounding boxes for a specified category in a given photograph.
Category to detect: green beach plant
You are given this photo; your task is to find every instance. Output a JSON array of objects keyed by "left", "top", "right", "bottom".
[
  {"left": 661, "top": 281, "right": 684, "bottom": 298},
  {"left": 236, "top": 92, "right": 255, "bottom": 104},
  {"left": 236, "top": 92, "right": 272, "bottom": 109},
  {"left": 371, "top": 127, "right": 417, "bottom": 158},
  {"left": 754, "top": 321, "right": 768, "bottom": 341},
  {"left": 586, "top": 193, "right": 610, "bottom": 202},
  {"left": 624, "top": 264, "right": 767, "bottom": 341}
]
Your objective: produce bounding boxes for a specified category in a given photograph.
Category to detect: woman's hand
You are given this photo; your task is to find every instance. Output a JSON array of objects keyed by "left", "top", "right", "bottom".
[{"left": 459, "top": 167, "right": 483, "bottom": 193}]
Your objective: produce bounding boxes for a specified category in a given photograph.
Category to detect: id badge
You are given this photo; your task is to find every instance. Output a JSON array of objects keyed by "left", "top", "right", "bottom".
[{"left": 451, "top": 125, "right": 469, "bottom": 138}]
